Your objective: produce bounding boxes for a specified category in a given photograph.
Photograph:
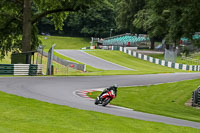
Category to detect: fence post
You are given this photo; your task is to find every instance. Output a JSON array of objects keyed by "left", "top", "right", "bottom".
[{"left": 46, "top": 44, "right": 56, "bottom": 75}]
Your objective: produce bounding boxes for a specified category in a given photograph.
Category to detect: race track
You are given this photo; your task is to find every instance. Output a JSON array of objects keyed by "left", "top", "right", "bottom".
[
  {"left": 0, "top": 73, "right": 200, "bottom": 129},
  {"left": 55, "top": 50, "right": 132, "bottom": 70}
]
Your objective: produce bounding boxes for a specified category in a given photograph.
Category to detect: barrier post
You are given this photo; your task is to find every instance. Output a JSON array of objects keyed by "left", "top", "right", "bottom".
[
  {"left": 51, "top": 64, "right": 54, "bottom": 76},
  {"left": 46, "top": 44, "right": 56, "bottom": 75}
]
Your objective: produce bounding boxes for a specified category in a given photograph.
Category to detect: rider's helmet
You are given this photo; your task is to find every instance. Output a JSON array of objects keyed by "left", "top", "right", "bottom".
[{"left": 113, "top": 84, "right": 118, "bottom": 88}]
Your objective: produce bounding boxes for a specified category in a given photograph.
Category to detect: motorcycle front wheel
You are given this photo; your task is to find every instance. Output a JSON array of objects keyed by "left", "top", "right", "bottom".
[
  {"left": 102, "top": 97, "right": 112, "bottom": 106},
  {"left": 94, "top": 98, "right": 99, "bottom": 105}
]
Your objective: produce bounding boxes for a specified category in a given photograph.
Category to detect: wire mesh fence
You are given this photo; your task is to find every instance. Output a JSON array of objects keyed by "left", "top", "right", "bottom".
[
  {"left": 53, "top": 62, "right": 82, "bottom": 75},
  {"left": 164, "top": 49, "right": 177, "bottom": 63},
  {"left": 35, "top": 52, "right": 84, "bottom": 75}
]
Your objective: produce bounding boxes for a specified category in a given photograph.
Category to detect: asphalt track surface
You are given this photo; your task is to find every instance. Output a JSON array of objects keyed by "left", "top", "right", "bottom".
[
  {"left": 0, "top": 73, "right": 200, "bottom": 129},
  {"left": 55, "top": 50, "right": 132, "bottom": 70}
]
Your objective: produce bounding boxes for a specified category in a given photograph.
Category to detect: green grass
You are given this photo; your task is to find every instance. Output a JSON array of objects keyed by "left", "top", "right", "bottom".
[
  {"left": 53, "top": 51, "right": 102, "bottom": 72},
  {"left": 0, "top": 36, "right": 90, "bottom": 64},
  {"left": 88, "top": 79, "right": 200, "bottom": 122},
  {"left": 39, "top": 36, "right": 185, "bottom": 75},
  {"left": 86, "top": 50, "right": 184, "bottom": 73},
  {"left": 0, "top": 35, "right": 196, "bottom": 76},
  {"left": 41, "top": 50, "right": 191, "bottom": 76},
  {"left": 0, "top": 53, "right": 11, "bottom": 64},
  {"left": 0, "top": 91, "right": 199, "bottom": 132},
  {"left": 40, "top": 53, "right": 83, "bottom": 75},
  {"left": 149, "top": 54, "right": 200, "bottom": 65},
  {"left": 0, "top": 35, "right": 193, "bottom": 75},
  {"left": 0, "top": 50, "right": 193, "bottom": 76},
  {"left": 39, "top": 35, "right": 90, "bottom": 49}
]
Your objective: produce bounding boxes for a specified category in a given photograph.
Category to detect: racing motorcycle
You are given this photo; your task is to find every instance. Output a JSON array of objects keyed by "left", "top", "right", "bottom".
[{"left": 94, "top": 90, "right": 116, "bottom": 106}]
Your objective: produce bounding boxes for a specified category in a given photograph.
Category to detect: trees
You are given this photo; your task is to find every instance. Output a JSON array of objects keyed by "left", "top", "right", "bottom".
[
  {"left": 116, "top": 0, "right": 145, "bottom": 33},
  {"left": 133, "top": 0, "right": 170, "bottom": 49},
  {"left": 37, "top": 0, "right": 116, "bottom": 38},
  {"left": 64, "top": 0, "right": 116, "bottom": 37},
  {"left": 1, "top": 0, "right": 200, "bottom": 59},
  {"left": 0, "top": 0, "right": 22, "bottom": 59},
  {"left": 0, "top": 0, "right": 100, "bottom": 59},
  {"left": 134, "top": 0, "right": 200, "bottom": 49}
]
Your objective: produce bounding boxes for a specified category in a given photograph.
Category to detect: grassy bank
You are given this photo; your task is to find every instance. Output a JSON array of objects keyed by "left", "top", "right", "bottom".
[
  {"left": 0, "top": 50, "right": 188, "bottom": 76},
  {"left": 0, "top": 36, "right": 90, "bottom": 64},
  {"left": 0, "top": 91, "right": 199, "bottom": 133},
  {"left": 39, "top": 36, "right": 90, "bottom": 49},
  {"left": 53, "top": 51, "right": 102, "bottom": 72},
  {"left": 0, "top": 35, "right": 196, "bottom": 75},
  {"left": 149, "top": 54, "right": 200, "bottom": 65},
  {"left": 0, "top": 53, "right": 11, "bottom": 64},
  {"left": 52, "top": 50, "right": 187, "bottom": 76},
  {"left": 86, "top": 50, "right": 184, "bottom": 73},
  {"left": 88, "top": 79, "right": 200, "bottom": 122}
]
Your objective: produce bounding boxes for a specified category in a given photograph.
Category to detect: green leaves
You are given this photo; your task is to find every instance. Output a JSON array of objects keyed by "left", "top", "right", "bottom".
[
  {"left": 0, "top": 0, "right": 102, "bottom": 58},
  {"left": 133, "top": 0, "right": 200, "bottom": 46},
  {"left": 65, "top": 0, "right": 116, "bottom": 37},
  {"left": 116, "top": 0, "right": 145, "bottom": 33}
]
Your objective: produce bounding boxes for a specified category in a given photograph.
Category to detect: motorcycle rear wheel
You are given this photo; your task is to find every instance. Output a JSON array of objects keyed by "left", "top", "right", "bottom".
[{"left": 102, "top": 97, "right": 111, "bottom": 106}]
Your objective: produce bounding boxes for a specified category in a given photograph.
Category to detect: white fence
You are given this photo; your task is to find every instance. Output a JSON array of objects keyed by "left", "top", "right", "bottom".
[{"left": 120, "top": 47, "right": 200, "bottom": 71}]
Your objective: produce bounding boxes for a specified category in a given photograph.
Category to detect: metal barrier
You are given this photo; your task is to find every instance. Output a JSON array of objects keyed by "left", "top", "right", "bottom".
[
  {"left": 37, "top": 49, "right": 86, "bottom": 72},
  {"left": 0, "top": 64, "right": 43, "bottom": 75},
  {"left": 119, "top": 47, "right": 200, "bottom": 71}
]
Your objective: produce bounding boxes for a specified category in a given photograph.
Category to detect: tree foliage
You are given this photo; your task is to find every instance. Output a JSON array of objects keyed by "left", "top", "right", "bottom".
[
  {"left": 65, "top": 0, "right": 115, "bottom": 37},
  {"left": 37, "top": 0, "right": 116, "bottom": 38},
  {"left": 0, "top": 0, "right": 23, "bottom": 58},
  {"left": 0, "top": 0, "right": 100, "bottom": 59},
  {"left": 134, "top": 0, "right": 200, "bottom": 47},
  {"left": 1, "top": 0, "right": 200, "bottom": 59},
  {"left": 116, "top": 0, "right": 145, "bottom": 33}
]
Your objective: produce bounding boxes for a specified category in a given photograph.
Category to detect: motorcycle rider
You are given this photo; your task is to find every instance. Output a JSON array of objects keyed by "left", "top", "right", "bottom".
[{"left": 98, "top": 84, "right": 118, "bottom": 100}]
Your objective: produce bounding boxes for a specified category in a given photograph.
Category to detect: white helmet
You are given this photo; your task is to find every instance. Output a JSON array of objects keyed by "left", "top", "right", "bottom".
[{"left": 113, "top": 84, "right": 118, "bottom": 88}]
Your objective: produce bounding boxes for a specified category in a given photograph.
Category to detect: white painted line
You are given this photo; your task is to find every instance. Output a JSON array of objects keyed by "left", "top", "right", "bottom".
[
  {"left": 194, "top": 66, "right": 197, "bottom": 71},
  {"left": 175, "top": 63, "right": 179, "bottom": 69},
  {"left": 74, "top": 88, "right": 133, "bottom": 111},
  {"left": 56, "top": 50, "right": 134, "bottom": 71},
  {"left": 183, "top": 64, "right": 187, "bottom": 70},
  {"left": 189, "top": 66, "right": 193, "bottom": 71},
  {"left": 161, "top": 60, "right": 165, "bottom": 66},
  {"left": 168, "top": 62, "right": 172, "bottom": 67},
  {"left": 138, "top": 54, "right": 142, "bottom": 59},
  {"left": 109, "top": 105, "right": 133, "bottom": 111},
  {"left": 155, "top": 59, "right": 159, "bottom": 64},
  {"left": 149, "top": 57, "right": 153, "bottom": 62},
  {"left": 133, "top": 51, "right": 137, "bottom": 57},
  {"left": 81, "top": 51, "right": 134, "bottom": 71},
  {"left": 144, "top": 55, "right": 147, "bottom": 60},
  {"left": 128, "top": 50, "right": 132, "bottom": 55},
  {"left": 55, "top": 50, "right": 83, "bottom": 64},
  {"left": 124, "top": 48, "right": 126, "bottom": 53}
]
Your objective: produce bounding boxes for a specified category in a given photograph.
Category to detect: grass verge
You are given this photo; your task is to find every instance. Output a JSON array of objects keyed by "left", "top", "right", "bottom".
[
  {"left": 37, "top": 50, "right": 192, "bottom": 76},
  {"left": 39, "top": 35, "right": 90, "bottom": 49},
  {"left": 0, "top": 50, "right": 195, "bottom": 76},
  {"left": 0, "top": 91, "right": 199, "bottom": 133},
  {"left": 53, "top": 51, "right": 102, "bottom": 72},
  {"left": 149, "top": 54, "right": 200, "bottom": 65},
  {"left": 88, "top": 79, "right": 200, "bottom": 122},
  {"left": 0, "top": 53, "right": 11, "bottom": 64},
  {"left": 86, "top": 50, "right": 185, "bottom": 73}
]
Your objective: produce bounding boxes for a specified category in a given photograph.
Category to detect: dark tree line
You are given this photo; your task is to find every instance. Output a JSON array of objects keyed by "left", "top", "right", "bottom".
[
  {"left": 0, "top": 0, "right": 102, "bottom": 58},
  {"left": 38, "top": 0, "right": 116, "bottom": 38},
  {"left": 1, "top": 0, "right": 200, "bottom": 59}
]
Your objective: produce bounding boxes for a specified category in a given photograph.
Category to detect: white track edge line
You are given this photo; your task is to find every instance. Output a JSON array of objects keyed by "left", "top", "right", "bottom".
[{"left": 81, "top": 50, "right": 135, "bottom": 71}]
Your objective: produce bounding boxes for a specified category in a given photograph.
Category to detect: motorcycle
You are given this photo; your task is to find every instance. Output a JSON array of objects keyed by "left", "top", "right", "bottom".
[{"left": 94, "top": 90, "right": 116, "bottom": 106}]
